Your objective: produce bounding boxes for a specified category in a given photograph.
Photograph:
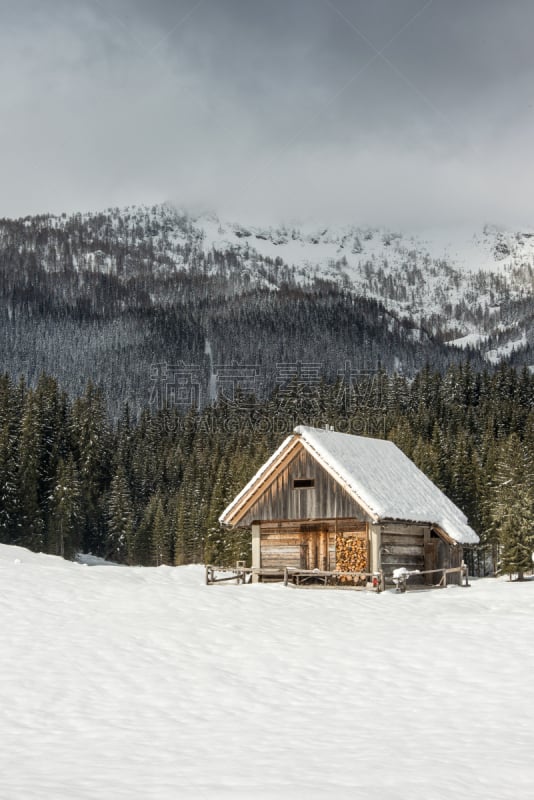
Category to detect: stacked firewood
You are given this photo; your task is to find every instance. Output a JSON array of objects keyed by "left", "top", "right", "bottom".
[{"left": 335, "top": 534, "right": 368, "bottom": 578}]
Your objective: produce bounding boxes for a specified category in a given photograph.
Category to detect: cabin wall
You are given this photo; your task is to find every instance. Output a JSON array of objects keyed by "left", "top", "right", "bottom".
[
  {"left": 380, "top": 523, "right": 433, "bottom": 584},
  {"left": 380, "top": 523, "right": 428, "bottom": 577},
  {"left": 436, "top": 539, "right": 463, "bottom": 585},
  {"left": 238, "top": 447, "right": 371, "bottom": 527},
  {"left": 257, "top": 518, "right": 461, "bottom": 581},
  {"left": 379, "top": 523, "right": 460, "bottom": 584},
  {"left": 259, "top": 519, "right": 367, "bottom": 571}
]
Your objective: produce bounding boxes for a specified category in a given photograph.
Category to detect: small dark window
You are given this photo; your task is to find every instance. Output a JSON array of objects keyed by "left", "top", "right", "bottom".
[{"left": 293, "top": 478, "right": 315, "bottom": 489}]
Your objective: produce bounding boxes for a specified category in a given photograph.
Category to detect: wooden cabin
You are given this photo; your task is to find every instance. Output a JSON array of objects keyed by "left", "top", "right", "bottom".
[{"left": 219, "top": 425, "right": 479, "bottom": 583}]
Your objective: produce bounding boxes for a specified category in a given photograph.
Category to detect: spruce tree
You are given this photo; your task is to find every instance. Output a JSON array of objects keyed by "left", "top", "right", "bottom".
[
  {"left": 204, "top": 455, "right": 233, "bottom": 565},
  {"left": 0, "top": 422, "right": 19, "bottom": 543},
  {"left": 134, "top": 497, "right": 155, "bottom": 566},
  {"left": 71, "top": 382, "right": 110, "bottom": 554},
  {"left": 499, "top": 484, "right": 534, "bottom": 580},
  {"left": 17, "top": 391, "right": 44, "bottom": 550},
  {"left": 491, "top": 434, "right": 534, "bottom": 578},
  {"left": 150, "top": 494, "right": 169, "bottom": 566},
  {"left": 0, "top": 375, "right": 20, "bottom": 543},
  {"left": 48, "top": 456, "right": 82, "bottom": 559},
  {"left": 106, "top": 466, "right": 134, "bottom": 563}
]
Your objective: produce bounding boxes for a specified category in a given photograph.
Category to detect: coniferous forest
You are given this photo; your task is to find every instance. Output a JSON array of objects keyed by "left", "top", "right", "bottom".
[{"left": 1, "top": 364, "right": 533, "bottom": 578}]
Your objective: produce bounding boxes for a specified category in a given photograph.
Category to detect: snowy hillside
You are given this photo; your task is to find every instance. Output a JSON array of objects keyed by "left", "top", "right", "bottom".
[
  {"left": 197, "top": 213, "right": 534, "bottom": 281},
  {"left": 1, "top": 544, "right": 533, "bottom": 799},
  {"left": 192, "top": 212, "right": 534, "bottom": 355},
  {"left": 3, "top": 203, "right": 534, "bottom": 366}
]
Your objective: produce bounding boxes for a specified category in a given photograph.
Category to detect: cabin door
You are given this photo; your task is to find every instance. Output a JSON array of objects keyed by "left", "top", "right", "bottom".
[
  {"left": 300, "top": 532, "right": 328, "bottom": 570},
  {"left": 300, "top": 542, "right": 309, "bottom": 569}
]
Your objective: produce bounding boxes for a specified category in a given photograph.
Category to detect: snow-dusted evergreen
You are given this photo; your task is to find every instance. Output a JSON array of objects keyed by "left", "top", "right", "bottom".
[{"left": 0, "top": 366, "right": 533, "bottom": 574}]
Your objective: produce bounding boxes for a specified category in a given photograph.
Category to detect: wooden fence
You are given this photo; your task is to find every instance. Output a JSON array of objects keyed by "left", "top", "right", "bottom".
[
  {"left": 206, "top": 562, "right": 470, "bottom": 592},
  {"left": 283, "top": 567, "right": 384, "bottom": 591},
  {"left": 393, "top": 564, "right": 469, "bottom": 592},
  {"left": 205, "top": 565, "right": 288, "bottom": 585},
  {"left": 205, "top": 564, "right": 385, "bottom": 591}
]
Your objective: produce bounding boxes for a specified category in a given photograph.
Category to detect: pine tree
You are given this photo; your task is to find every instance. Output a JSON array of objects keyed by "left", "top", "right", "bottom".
[
  {"left": 133, "top": 493, "right": 170, "bottom": 566},
  {"left": 491, "top": 434, "right": 534, "bottom": 578},
  {"left": 133, "top": 498, "right": 155, "bottom": 566},
  {"left": 17, "top": 391, "right": 44, "bottom": 550},
  {"left": 150, "top": 495, "right": 169, "bottom": 566},
  {"left": 204, "top": 455, "right": 233, "bottom": 565},
  {"left": 48, "top": 456, "right": 82, "bottom": 559},
  {"left": 106, "top": 466, "right": 134, "bottom": 563},
  {"left": 0, "top": 421, "right": 19, "bottom": 543},
  {"left": 0, "top": 375, "right": 20, "bottom": 543},
  {"left": 34, "top": 374, "right": 69, "bottom": 513},
  {"left": 411, "top": 436, "right": 439, "bottom": 484},
  {"left": 71, "top": 382, "right": 110, "bottom": 554},
  {"left": 499, "top": 484, "right": 534, "bottom": 580}
]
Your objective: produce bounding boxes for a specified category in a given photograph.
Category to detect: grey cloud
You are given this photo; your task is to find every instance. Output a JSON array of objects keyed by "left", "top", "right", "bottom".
[{"left": 1, "top": 0, "right": 533, "bottom": 227}]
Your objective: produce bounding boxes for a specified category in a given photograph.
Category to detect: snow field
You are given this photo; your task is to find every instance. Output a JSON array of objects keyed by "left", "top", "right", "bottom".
[{"left": 1, "top": 544, "right": 533, "bottom": 799}]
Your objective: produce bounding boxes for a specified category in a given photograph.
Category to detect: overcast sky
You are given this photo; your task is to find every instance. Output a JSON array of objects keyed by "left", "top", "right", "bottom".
[{"left": 1, "top": 0, "right": 533, "bottom": 226}]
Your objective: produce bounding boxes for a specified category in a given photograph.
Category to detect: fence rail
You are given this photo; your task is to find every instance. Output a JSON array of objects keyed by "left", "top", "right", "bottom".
[
  {"left": 284, "top": 567, "right": 384, "bottom": 592},
  {"left": 205, "top": 564, "right": 385, "bottom": 591},
  {"left": 393, "top": 564, "right": 469, "bottom": 592},
  {"left": 205, "top": 563, "right": 469, "bottom": 593},
  {"left": 205, "top": 565, "right": 252, "bottom": 585}
]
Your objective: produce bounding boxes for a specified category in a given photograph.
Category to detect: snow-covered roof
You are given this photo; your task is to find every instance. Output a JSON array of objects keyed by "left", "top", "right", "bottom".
[
  {"left": 220, "top": 425, "right": 479, "bottom": 544},
  {"left": 295, "top": 426, "right": 478, "bottom": 544}
]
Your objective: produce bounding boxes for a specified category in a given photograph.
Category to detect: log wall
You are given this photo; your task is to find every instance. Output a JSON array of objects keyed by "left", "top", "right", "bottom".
[
  {"left": 380, "top": 523, "right": 427, "bottom": 582},
  {"left": 259, "top": 519, "right": 367, "bottom": 571},
  {"left": 238, "top": 447, "right": 370, "bottom": 527},
  {"left": 380, "top": 524, "right": 427, "bottom": 572},
  {"left": 380, "top": 524, "right": 460, "bottom": 584},
  {"left": 257, "top": 519, "right": 459, "bottom": 579}
]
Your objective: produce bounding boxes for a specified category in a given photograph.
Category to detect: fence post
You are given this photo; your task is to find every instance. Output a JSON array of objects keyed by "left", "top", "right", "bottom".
[{"left": 462, "top": 561, "right": 470, "bottom": 587}]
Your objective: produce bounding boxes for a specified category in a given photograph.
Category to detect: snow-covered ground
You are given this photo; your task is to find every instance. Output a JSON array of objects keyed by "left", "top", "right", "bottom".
[{"left": 1, "top": 544, "right": 533, "bottom": 799}]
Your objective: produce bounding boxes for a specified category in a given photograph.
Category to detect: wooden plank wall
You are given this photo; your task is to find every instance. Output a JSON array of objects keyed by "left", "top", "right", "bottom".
[
  {"left": 259, "top": 519, "right": 367, "bottom": 570},
  {"left": 381, "top": 524, "right": 461, "bottom": 584},
  {"left": 258, "top": 519, "right": 461, "bottom": 580},
  {"left": 238, "top": 447, "right": 370, "bottom": 526},
  {"left": 380, "top": 524, "right": 428, "bottom": 576}
]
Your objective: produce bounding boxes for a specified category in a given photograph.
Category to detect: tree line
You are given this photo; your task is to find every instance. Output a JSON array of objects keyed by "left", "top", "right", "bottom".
[{"left": 1, "top": 363, "right": 533, "bottom": 578}]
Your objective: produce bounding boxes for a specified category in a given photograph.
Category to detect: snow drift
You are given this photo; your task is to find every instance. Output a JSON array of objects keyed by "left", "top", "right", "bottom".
[{"left": 0, "top": 544, "right": 532, "bottom": 799}]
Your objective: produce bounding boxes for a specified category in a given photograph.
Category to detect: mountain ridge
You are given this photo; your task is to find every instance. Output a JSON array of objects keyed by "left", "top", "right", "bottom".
[
  {"left": 12, "top": 202, "right": 534, "bottom": 347},
  {"left": 1, "top": 203, "right": 532, "bottom": 416}
]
